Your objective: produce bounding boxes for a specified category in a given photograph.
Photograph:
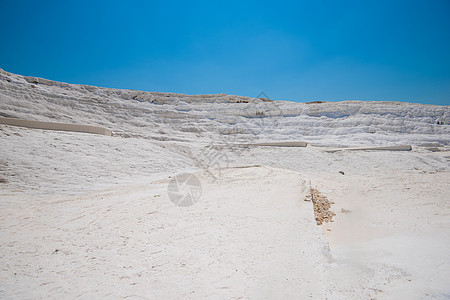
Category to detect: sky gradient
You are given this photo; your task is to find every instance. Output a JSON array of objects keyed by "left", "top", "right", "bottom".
[{"left": 0, "top": 0, "right": 449, "bottom": 105}]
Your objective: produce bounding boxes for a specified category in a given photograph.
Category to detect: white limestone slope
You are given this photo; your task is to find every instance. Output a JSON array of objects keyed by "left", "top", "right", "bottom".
[
  {"left": 0, "top": 69, "right": 449, "bottom": 299},
  {"left": 0, "top": 68, "right": 448, "bottom": 147},
  {"left": 0, "top": 166, "right": 338, "bottom": 299}
]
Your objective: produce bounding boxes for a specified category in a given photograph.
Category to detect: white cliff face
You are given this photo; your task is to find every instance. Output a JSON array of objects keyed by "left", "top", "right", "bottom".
[
  {"left": 0, "top": 68, "right": 449, "bottom": 196},
  {"left": 0, "top": 68, "right": 448, "bottom": 147}
]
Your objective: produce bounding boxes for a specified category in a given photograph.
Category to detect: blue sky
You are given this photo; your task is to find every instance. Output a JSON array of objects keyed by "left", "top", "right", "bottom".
[{"left": 0, "top": 0, "right": 449, "bottom": 105}]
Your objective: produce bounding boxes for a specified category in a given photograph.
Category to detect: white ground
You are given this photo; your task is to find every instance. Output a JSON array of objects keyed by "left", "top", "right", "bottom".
[{"left": 0, "top": 69, "right": 449, "bottom": 299}]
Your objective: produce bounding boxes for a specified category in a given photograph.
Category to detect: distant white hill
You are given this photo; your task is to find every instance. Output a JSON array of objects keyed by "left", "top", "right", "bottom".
[{"left": 0, "top": 68, "right": 448, "bottom": 146}]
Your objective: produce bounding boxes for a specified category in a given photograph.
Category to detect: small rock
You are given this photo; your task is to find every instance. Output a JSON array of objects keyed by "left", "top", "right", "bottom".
[{"left": 339, "top": 171, "right": 345, "bottom": 175}]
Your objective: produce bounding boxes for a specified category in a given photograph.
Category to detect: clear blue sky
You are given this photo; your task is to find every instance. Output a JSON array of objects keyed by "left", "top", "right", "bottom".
[{"left": 1, "top": 0, "right": 449, "bottom": 105}]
